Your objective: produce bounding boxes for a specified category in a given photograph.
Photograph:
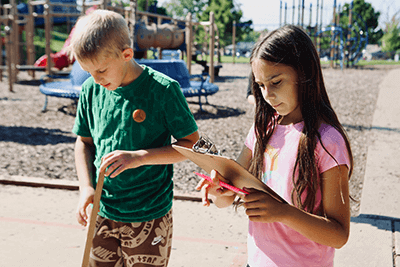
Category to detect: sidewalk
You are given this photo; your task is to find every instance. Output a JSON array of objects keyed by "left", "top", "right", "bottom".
[
  {"left": 0, "top": 185, "right": 248, "bottom": 267},
  {"left": 334, "top": 67, "right": 400, "bottom": 267},
  {"left": 1, "top": 67, "right": 400, "bottom": 266}
]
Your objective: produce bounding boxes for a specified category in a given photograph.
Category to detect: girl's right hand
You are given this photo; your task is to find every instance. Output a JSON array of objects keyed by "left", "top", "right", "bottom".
[
  {"left": 195, "top": 170, "right": 236, "bottom": 207},
  {"left": 76, "top": 186, "right": 95, "bottom": 227}
]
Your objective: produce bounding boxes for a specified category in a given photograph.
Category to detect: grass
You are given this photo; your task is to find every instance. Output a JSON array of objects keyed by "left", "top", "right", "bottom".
[
  {"left": 355, "top": 60, "right": 400, "bottom": 66},
  {"left": 32, "top": 29, "right": 68, "bottom": 60}
]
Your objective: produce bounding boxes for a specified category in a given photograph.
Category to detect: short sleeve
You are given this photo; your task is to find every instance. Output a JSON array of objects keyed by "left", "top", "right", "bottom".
[
  {"left": 162, "top": 81, "right": 198, "bottom": 139},
  {"left": 72, "top": 82, "right": 92, "bottom": 138},
  {"left": 316, "top": 125, "right": 351, "bottom": 174}
]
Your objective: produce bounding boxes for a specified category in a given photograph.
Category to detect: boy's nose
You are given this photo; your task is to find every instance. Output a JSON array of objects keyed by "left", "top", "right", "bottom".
[{"left": 92, "top": 74, "right": 102, "bottom": 84}]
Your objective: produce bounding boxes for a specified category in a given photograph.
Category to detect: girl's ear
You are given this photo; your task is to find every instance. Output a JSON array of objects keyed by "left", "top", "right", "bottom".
[{"left": 121, "top": 48, "right": 134, "bottom": 62}]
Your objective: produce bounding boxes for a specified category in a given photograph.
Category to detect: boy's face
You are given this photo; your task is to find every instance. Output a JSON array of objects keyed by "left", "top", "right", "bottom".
[{"left": 78, "top": 48, "right": 134, "bottom": 91}]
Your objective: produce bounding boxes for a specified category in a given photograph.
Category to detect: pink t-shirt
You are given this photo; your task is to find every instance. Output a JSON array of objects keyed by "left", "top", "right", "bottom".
[{"left": 244, "top": 122, "right": 350, "bottom": 267}]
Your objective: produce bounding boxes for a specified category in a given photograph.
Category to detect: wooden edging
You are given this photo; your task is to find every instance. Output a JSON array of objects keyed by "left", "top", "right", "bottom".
[{"left": 0, "top": 175, "right": 203, "bottom": 202}]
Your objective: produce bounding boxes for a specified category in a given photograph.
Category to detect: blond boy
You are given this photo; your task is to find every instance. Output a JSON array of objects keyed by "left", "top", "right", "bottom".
[{"left": 69, "top": 10, "right": 199, "bottom": 266}]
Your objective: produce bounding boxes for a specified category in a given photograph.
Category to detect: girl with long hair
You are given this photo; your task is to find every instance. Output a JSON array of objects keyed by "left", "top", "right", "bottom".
[{"left": 197, "top": 25, "right": 353, "bottom": 266}]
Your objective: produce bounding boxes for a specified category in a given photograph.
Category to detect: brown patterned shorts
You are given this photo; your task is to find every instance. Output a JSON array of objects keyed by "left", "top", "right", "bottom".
[{"left": 89, "top": 209, "right": 173, "bottom": 267}]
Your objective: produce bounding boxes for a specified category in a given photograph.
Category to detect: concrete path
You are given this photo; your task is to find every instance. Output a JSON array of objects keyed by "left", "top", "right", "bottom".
[
  {"left": 334, "top": 67, "right": 400, "bottom": 267},
  {"left": 0, "top": 185, "right": 248, "bottom": 267}
]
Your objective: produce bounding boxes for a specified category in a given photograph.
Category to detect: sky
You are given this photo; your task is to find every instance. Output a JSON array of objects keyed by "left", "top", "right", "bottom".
[{"left": 157, "top": 0, "right": 400, "bottom": 31}]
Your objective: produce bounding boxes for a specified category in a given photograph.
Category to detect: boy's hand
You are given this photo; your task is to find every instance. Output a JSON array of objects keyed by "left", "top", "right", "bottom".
[
  {"left": 196, "top": 170, "right": 236, "bottom": 206},
  {"left": 76, "top": 186, "right": 95, "bottom": 227},
  {"left": 100, "top": 150, "right": 145, "bottom": 178}
]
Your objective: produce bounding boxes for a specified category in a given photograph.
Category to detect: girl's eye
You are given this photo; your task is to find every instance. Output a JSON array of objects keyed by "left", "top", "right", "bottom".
[
  {"left": 99, "top": 69, "right": 106, "bottom": 74},
  {"left": 271, "top": 80, "right": 281, "bottom": 86}
]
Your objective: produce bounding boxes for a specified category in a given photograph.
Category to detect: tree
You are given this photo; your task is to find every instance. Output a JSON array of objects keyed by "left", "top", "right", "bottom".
[
  {"left": 161, "top": 0, "right": 207, "bottom": 20},
  {"left": 340, "top": 0, "right": 383, "bottom": 44},
  {"left": 381, "top": 17, "right": 400, "bottom": 53},
  {"left": 137, "top": 0, "right": 168, "bottom": 15},
  {"left": 197, "top": 0, "right": 252, "bottom": 47}
]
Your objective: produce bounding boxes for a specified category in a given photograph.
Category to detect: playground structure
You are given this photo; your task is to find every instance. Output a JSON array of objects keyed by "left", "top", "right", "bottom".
[
  {"left": 0, "top": 0, "right": 221, "bottom": 91},
  {"left": 278, "top": 0, "right": 368, "bottom": 69}
]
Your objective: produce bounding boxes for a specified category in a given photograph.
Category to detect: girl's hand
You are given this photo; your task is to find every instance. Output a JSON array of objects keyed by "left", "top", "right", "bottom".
[
  {"left": 195, "top": 170, "right": 236, "bottom": 207},
  {"left": 76, "top": 186, "right": 95, "bottom": 227},
  {"left": 242, "top": 188, "right": 287, "bottom": 223},
  {"left": 100, "top": 150, "right": 145, "bottom": 178}
]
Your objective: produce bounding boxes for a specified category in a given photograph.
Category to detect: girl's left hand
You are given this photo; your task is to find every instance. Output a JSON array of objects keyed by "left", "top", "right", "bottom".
[
  {"left": 242, "top": 188, "right": 287, "bottom": 223},
  {"left": 100, "top": 150, "right": 144, "bottom": 178}
]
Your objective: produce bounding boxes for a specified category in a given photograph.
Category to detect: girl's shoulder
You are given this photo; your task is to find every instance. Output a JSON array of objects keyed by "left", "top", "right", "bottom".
[
  {"left": 318, "top": 123, "right": 345, "bottom": 143},
  {"left": 316, "top": 123, "right": 350, "bottom": 168}
]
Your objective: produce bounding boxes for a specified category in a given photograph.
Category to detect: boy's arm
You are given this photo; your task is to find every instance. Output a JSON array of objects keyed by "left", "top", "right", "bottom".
[
  {"left": 196, "top": 145, "right": 253, "bottom": 208},
  {"left": 100, "top": 131, "right": 200, "bottom": 178},
  {"left": 75, "top": 136, "right": 96, "bottom": 226}
]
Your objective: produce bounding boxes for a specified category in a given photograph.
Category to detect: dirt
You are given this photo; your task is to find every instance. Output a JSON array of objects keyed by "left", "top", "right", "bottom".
[{"left": 0, "top": 62, "right": 397, "bottom": 216}]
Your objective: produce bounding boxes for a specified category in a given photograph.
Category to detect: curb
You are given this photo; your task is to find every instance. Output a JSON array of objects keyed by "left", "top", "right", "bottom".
[{"left": 0, "top": 175, "right": 203, "bottom": 202}]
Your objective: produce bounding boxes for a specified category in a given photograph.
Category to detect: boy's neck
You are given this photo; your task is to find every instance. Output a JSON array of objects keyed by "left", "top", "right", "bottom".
[{"left": 125, "top": 59, "right": 143, "bottom": 85}]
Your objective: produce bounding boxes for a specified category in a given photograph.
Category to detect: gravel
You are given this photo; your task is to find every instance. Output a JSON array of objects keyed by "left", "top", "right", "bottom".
[{"left": 0, "top": 63, "right": 396, "bottom": 216}]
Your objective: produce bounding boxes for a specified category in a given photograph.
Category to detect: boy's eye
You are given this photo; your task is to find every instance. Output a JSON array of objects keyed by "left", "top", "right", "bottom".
[{"left": 98, "top": 69, "right": 106, "bottom": 74}]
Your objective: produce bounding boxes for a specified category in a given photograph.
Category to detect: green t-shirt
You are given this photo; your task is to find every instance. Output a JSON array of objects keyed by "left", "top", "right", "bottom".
[{"left": 72, "top": 66, "right": 198, "bottom": 222}]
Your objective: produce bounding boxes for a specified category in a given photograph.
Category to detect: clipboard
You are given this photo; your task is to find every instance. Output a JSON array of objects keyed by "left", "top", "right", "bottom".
[{"left": 172, "top": 145, "right": 287, "bottom": 204}]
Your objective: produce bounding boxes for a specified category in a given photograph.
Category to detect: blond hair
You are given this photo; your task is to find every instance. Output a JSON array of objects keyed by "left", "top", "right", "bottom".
[{"left": 68, "top": 9, "right": 131, "bottom": 61}]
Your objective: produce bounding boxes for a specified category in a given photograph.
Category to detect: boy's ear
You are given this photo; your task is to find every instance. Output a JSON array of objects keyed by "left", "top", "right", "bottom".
[{"left": 121, "top": 48, "right": 134, "bottom": 62}]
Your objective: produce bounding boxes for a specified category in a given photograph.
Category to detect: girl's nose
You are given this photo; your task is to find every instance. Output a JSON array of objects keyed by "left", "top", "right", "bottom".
[{"left": 262, "top": 86, "right": 275, "bottom": 99}]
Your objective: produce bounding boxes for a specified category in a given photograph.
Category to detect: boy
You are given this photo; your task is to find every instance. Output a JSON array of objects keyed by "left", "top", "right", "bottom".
[{"left": 68, "top": 10, "right": 199, "bottom": 266}]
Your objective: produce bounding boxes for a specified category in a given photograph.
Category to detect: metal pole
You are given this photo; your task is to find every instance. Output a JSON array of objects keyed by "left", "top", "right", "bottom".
[
  {"left": 292, "top": 0, "right": 295, "bottom": 24},
  {"left": 44, "top": 0, "right": 52, "bottom": 74},
  {"left": 309, "top": 3, "right": 312, "bottom": 31},
  {"left": 185, "top": 13, "right": 192, "bottom": 74},
  {"left": 316, "top": 0, "right": 319, "bottom": 34},
  {"left": 27, "top": 1, "right": 35, "bottom": 77},
  {"left": 330, "top": 0, "right": 336, "bottom": 68},
  {"left": 5, "top": 26, "right": 13, "bottom": 92},
  {"left": 320, "top": 0, "right": 324, "bottom": 30},
  {"left": 297, "top": 0, "right": 300, "bottom": 25},
  {"left": 130, "top": 0, "right": 137, "bottom": 53},
  {"left": 209, "top": 11, "right": 215, "bottom": 83},
  {"left": 301, "top": 0, "right": 304, "bottom": 28},
  {"left": 346, "top": 1, "right": 353, "bottom": 68},
  {"left": 284, "top": 2, "right": 287, "bottom": 25},
  {"left": 232, "top": 20, "right": 236, "bottom": 64},
  {"left": 10, "top": 0, "right": 18, "bottom": 84}
]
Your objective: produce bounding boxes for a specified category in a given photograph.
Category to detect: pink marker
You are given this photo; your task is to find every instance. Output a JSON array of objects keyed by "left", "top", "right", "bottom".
[{"left": 194, "top": 172, "right": 249, "bottom": 195}]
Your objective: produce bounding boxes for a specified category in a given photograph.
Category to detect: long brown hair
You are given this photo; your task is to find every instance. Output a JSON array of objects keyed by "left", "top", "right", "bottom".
[{"left": 249, "top": 25, "right": 353, "bottom": 213}]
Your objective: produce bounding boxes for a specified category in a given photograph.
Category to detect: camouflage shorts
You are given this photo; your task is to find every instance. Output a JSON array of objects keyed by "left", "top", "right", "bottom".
[{"left": 89, "top": 209, "right": 173, "bottom": 267}]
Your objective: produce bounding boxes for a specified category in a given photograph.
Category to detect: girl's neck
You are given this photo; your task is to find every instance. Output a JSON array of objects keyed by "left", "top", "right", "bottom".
[{"left": 278, "top": 115, "right": 303, "bottom": 126}]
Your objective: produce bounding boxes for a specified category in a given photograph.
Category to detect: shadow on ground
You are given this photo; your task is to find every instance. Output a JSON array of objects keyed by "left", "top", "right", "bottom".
[
  {"left": 0, "top": 125, "right": 75, "bottom": 145},
  {"left": 190, "top": 103, "right": 246, "bottom": 120}
]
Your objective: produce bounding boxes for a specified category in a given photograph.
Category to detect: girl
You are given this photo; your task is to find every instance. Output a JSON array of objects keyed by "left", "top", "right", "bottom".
[{"left": 196, "top": 25, "right": 353, "bottom": 267}]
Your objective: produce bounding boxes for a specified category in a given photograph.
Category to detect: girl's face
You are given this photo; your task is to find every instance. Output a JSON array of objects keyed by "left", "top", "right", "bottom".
[{"left": 252, "top": 59, "right": 303, "bottom": 125}]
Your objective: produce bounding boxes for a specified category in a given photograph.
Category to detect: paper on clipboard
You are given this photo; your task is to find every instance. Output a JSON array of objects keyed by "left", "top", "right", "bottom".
[{"left": 172, "top": 145, "right": 287, "bottom": 204}]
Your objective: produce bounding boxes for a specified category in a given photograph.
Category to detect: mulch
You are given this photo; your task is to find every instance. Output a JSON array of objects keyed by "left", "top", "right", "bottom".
[{"left": 0, "top": 62, "right": 397, "bottom": 216}]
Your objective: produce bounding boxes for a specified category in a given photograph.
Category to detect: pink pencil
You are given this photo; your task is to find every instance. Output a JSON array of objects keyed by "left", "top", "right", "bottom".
[{"left": 194, "top": 172, "right": 249, "bottom": 195}]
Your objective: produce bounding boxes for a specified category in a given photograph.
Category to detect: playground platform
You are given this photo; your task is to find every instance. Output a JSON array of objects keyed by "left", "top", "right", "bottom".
[{"left": 1, "top": 67, "right": 400, "bottom": 266}]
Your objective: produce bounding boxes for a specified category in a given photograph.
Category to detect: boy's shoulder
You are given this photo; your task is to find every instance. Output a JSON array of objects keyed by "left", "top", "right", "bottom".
[{"left": 139, "top": 64, "right": 177, "bottom": 86}]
